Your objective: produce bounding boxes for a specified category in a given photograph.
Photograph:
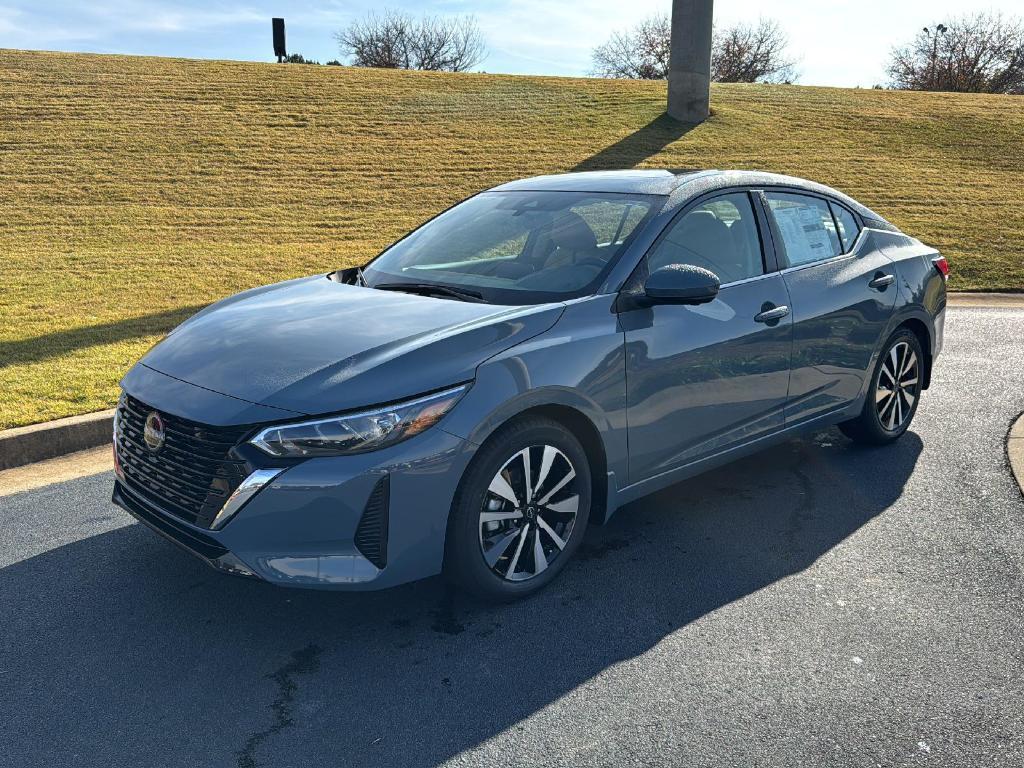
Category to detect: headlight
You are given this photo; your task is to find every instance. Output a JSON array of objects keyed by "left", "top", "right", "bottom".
[{"left": 249, "top": 384, "right": 469, "bottom": 457}]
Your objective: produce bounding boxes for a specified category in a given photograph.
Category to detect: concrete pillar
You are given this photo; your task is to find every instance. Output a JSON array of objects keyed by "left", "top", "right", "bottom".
[{"left": 667, "top": 0, "right": 714, "bottom": 123}]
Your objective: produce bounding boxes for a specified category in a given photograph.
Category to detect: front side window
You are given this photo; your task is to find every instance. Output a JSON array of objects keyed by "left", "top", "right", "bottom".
[
  {"left": 646, "top": 192, "right": 765, "bottom": 284},
  {"left": 766, "top": 192, "right": 842, "bottom": 267},
  {"left": 364, "top": 191, "right": 661, "bottom": 304},
  {"left": 830, "top": 202, "right": 860, "bottom": 252}
]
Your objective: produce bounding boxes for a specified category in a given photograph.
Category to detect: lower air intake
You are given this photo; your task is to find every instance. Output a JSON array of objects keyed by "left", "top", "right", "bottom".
[{"left": 354, "top": 476, "right": 389, "bottom": 569}]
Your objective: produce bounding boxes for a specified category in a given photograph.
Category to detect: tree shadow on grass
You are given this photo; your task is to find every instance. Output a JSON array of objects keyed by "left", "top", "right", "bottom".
[
  {"left": 573, "top": 113, "right": 699, "bottom": 173},
  {"left": 0, "top": 305, "right": 206, "bottom": 369},
  {"left": 0, "top": 429, "right": 923, "bottom": 767}
]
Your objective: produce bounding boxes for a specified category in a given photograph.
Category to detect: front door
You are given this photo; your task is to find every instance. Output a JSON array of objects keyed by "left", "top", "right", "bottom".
[{"left": 621, "top": 191, "right": 793, "bottom": 484}]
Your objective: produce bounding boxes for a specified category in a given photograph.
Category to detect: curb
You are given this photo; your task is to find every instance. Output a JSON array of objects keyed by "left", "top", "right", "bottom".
[
  {"left": 947, "top": 292, "right": 1024, "bottom": 308},
  {"left": 0, "top": 410, "right": 114, "bottom": 471},
  {"left": 1008, "top": 414, "right": 1024, "bottom": 500}
]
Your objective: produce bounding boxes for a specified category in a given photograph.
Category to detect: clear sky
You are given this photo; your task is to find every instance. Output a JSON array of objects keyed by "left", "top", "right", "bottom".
[{"left": 2, "top": 1, "right": 1020, "bottom": 87}]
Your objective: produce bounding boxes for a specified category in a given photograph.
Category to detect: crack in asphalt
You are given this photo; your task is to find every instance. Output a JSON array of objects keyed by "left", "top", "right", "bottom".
[{"left": 236, "top": 644, "right": 323, "bottom": 768}]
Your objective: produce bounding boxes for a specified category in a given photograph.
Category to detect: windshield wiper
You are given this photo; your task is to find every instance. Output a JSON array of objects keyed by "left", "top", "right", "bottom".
[{"left": 374, "top": 283, "right": 486, "bottom": 303}]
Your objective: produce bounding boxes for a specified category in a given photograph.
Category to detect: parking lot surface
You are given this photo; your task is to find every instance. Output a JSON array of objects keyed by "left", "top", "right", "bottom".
[{"left": 2, "top": 305, "right": 1022, "bottom": 767}]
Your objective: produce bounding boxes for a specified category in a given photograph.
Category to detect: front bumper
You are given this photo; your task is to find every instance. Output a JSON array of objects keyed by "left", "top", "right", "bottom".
[
  {"left": 113, "top": 424, "right": 476, "bottom": 590},
  {"left": 113, "top": 480, "right": 259, "bottom": 578}
]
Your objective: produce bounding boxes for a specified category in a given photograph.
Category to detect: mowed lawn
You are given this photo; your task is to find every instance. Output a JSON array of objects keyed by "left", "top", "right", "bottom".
[{"left": 2, "top": 49, "right": 1023, "bottom": 429}]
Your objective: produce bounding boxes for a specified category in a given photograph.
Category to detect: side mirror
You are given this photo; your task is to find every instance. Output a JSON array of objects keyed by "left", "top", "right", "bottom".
[{"left": 641, "top": 264, "right": 721, "bottom": 306}]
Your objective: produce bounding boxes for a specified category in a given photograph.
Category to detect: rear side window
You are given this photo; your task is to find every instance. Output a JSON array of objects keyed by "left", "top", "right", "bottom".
[
  {"left": 830, "top": 202, "right": 860, "bottom": 252},
  {"left": 647, "top": 192, "right": 764, "bottom": 284},
  {"left": 765, "top": 192, "right": 842, "bottom": 267}
]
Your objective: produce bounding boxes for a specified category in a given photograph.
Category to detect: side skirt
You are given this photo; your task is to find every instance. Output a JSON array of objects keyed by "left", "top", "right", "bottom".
[{"left": 603, "top": 403, "right": 861, "bottom": 521}]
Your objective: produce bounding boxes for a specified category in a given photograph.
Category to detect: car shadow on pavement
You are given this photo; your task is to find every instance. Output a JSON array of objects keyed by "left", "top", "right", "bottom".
[{"left": 0, "top": 428, "right": 922, "bottom": 768}]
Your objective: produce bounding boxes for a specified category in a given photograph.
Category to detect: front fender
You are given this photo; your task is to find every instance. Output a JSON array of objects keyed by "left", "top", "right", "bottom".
[{"left": 440, "top": 296, "right": 629, "bottom": 507}]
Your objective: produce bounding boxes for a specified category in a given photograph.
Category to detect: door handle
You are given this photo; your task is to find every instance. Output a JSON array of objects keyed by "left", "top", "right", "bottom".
[
  {"left": 869, "top": 273, "right": 895, "bottom": 290},
  {"left": 754, "top": 305, "right": 790, "bottom": 324}
]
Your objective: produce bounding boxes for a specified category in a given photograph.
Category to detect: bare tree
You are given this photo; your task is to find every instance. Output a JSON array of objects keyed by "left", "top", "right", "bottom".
[
  {"left": 336, "top": 11, "right": 487, "bottom": 72},
  {"left": 888, "top": 13, "right": 1024, "bottom": 94},
  {"left": 592, "top": 15, "right": 797, "bottom": 83},
  {"left": 592, "top": 15, "right": 672, "bottom": 79},
  {"left": 712, "top": 19, "right": 797, "bottom": 83}
]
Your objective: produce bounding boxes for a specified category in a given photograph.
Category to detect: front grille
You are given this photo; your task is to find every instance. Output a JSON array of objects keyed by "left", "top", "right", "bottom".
[
  {"left": 354, "top": 476, "right": 389, "bottom": 569},
  {"left": 115, "top": 395, "right": 251, "bottom": 528}
]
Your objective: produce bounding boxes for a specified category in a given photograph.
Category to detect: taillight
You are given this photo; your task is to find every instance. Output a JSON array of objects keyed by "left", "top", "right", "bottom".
[{"left": 932, "top": 255, "right": 949, "bottom": 281}]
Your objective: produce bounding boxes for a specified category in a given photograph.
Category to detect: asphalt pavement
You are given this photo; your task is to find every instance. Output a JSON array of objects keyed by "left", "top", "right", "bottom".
[{"left": 2, "top": 305, "right": 1022, "bottom": 768}]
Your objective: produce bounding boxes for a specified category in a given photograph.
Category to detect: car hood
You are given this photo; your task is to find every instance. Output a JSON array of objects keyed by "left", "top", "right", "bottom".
[{"left": 138, "top": 276, "right": 564, "bottom": 416}]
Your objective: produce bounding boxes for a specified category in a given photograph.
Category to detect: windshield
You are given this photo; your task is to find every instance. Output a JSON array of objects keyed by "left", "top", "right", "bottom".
[{"left": 362, "top": 191, "right": 663, "bottom": 304}]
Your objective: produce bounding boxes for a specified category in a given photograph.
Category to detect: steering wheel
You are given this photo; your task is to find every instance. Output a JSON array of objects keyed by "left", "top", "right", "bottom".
[{"left": 575, "top": 257, "right": 606, "bottom": 269}]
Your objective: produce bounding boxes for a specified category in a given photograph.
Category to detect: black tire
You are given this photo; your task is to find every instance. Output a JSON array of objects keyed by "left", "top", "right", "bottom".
[
  {"left": 444, "top": 416, "right": 591, "bottom": 601},
  {"left": 839, "top": 328, "right": 924, "bottom": 445}
]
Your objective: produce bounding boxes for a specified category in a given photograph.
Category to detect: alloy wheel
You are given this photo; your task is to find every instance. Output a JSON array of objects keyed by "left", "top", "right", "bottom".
[
  {"left": 479, "top": 444, "right": 580, "bottom": 582},
  {"left": 875, "top": 340, "right": 920, "bottom": 431}
]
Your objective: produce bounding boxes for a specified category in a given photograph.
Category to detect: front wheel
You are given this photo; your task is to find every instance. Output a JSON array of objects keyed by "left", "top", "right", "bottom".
[
  {"left": 444, "top": 417, "right": 591, "bottom": 601},
  {"left": 839, "top": 328, "right": 924, "bottom": 445}
]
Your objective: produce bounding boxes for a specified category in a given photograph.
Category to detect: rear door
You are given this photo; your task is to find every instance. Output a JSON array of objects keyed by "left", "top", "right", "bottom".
[
  {"left": 621, "top": 190, "right": 793, "bottom": 483},
  {"left": 761, "top": 190, "right": 897, "bottom": 425}
]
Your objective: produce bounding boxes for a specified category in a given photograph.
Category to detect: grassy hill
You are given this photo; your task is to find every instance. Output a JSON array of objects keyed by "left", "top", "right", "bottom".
[{"left": 2, "top": 49, "right": 1022, "bottom": 429}]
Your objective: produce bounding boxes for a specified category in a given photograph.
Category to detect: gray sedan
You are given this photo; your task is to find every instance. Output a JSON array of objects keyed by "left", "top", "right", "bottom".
[{"left": 112, "top": 170, "right": 947, "bottom": 599}]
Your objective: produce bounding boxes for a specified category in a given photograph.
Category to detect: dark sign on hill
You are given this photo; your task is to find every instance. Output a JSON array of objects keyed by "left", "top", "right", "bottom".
[{"left": 272, "top": 18, "right": 287, "bottom": 62}]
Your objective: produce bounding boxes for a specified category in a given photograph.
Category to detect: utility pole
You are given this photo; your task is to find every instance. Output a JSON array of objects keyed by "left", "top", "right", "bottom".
[{"left": 667, "top": 0, "right": 714, "bottom": 124}]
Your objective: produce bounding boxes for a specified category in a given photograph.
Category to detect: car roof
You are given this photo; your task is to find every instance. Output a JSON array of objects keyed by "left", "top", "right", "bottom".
[
  {"left": 490, "top": 169, "right": 889, "bottom": 225},
  {"left": 491, "top": 169, "right": 702, "bottom": 196}
]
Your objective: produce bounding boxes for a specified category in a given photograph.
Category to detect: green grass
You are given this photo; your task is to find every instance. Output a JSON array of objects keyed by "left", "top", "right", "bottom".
[{"left": 2, "top": 48, "right": 1022, "bottom": 429}]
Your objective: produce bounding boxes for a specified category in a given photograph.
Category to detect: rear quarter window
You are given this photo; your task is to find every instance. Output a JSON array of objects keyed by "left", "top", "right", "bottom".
[{"left": 830, "top": 202, "right": 860, "bottom": 252}]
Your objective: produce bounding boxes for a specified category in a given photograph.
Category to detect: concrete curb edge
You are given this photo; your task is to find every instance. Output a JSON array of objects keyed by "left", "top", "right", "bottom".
[
  {"left": 0, "top": 410, "right": 114, "bottom": 471},
  {"left": 1008, "top": 413, "right": 1024, "bottom": 500},
  {"left": 946, "top": 293, "right": 1024, "bottom": 307}
]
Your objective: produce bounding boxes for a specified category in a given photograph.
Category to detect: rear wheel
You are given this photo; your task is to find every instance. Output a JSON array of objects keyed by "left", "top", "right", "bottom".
[
  {"left": 839, "top": 328, "right": 924, "bottom": 445},
  {"left": 445, "top": 417, "right": 591, "bottom": 601}
]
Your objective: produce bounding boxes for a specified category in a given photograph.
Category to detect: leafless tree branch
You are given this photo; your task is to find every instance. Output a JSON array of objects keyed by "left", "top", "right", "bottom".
[
  {"left": 592, "top": 15, "right": 797, "bottom": 84},
  {"left": 712, "top": 19, "right": 797, "bottom": 84},
  {"left": 888, "top": 12, "right": 1024, "bottom": 93},
  {"left": 336, "top": 11, "right": 487, "bottom": 73},
  {"left": 591, "top": 15, "right": 672, "bottom": 79}
]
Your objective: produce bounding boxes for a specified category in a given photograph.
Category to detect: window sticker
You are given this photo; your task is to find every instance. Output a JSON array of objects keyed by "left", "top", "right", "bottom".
[{"left": 774, "top": 204, "right": 833, "bottom": 265}]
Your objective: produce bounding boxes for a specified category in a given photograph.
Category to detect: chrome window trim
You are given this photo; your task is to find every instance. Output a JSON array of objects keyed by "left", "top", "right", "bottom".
[
  {"left": 778, "top": 252, "right": 857, "bottom": 278},
  {"left": 716, "top": 271, "right": 781, "bottom": 290}
]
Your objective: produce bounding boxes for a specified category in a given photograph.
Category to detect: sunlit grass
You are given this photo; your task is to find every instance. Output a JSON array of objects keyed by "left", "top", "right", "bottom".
[{"left": 2, "top": 49, "right": 1022, "bottom": 428}]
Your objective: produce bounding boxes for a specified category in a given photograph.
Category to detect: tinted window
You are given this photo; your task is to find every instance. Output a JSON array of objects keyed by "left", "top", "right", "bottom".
[
  {"left": 830, "top": 202, "right": 860, "bottom": 252},
  {"left": 647, "top": 192, "right": 764, "bottom": 284},
  {"left": 364, "top": 191, "right": 659, "bottom": 305},
  {"left": 766, "top": 192, "right": 842, "bottom": 267}
]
